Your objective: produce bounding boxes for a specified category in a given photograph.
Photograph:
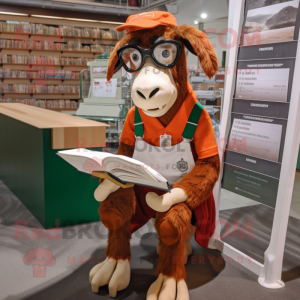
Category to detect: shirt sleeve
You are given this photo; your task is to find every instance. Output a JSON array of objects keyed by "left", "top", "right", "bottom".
[
  {"left": 120, "top": 106, "right": 136, "bottom": 146},
  {"left": 192, "top": 108, "right": 219, "bottom": 160}
]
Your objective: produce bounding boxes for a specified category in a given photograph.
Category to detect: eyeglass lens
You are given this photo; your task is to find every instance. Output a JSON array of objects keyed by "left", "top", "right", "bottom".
[
  {"left": 153, "top": 43, "right": 177, "bottom": 66},
  {"left": 120, "top": 42, "right": 178, "bottom": 71},
  {"left": 120, "top": 48, "right": 143, "bottom": 71}
]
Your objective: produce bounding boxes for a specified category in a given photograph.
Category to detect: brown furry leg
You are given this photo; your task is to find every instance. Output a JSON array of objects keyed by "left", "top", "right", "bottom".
[
  {"left": 99, "top": 187, "right": 136, "bottom": 259},
  {"left": 155, "top": 203, "right": 192, "bottom": 281},
  {"left": 90, "top": 188, "right": 135, "bottom": 294}
]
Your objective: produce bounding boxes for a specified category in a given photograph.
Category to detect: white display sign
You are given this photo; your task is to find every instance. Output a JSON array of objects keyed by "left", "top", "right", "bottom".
[
  {"left": 229, "top": 118, "right": 282, "bottom": 162},
  {"left": 93, "top": 78, "right": 117, "bottom": 98},
  {"left": 235, "top": 68, "right": 289, "bottom": 102}
]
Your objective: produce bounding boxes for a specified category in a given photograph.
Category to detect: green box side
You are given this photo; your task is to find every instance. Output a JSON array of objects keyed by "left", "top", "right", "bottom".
[
  {"left": 297, "top": 147, "right": 300, "bottom": 170},
  {"left": 0, "top": 114, "right": 46, "bottom": 226},
  {"left": 42, "top": 129, "right": 101, "bottom": 228}
]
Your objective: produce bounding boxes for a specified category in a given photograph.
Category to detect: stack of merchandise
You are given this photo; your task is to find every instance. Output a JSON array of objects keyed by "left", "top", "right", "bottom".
[
  {"left": 47, "top": 99, "right": 78, "bottom": 109},
  {"left": 0, "top": 98, "right": 79, "bottom": 110},
  {"left": 0, "top": 98, "right": 44, "bottom": 107},
  {"left": 11, "top": 84, "right": 34, "bottom": 93},
  {"left": 0, "top": 83, "right": 80, "bottom": 93},
  {"left": 35, "top": 24, "right": 63, "bottom": 35},
  {"left": 60, "top": 57, "right": 94, "bottom": 65},
  {"left": 0, "top": 21, "right": 125, "bottom": 40},
  {"left": 0, "top": 39, "right": 106, "bottom": 53},
  {"left": 82, "top": 70, "right": 90, "bottom": 80},
  {"left": 90, "top": 44, "right": 105, "bottom": 52},
  {"left": 0, "top": 69, "right": 35, "bottom": 78},
  {"left": 43, "top": 70, "right": 79, "bottom": 79}
]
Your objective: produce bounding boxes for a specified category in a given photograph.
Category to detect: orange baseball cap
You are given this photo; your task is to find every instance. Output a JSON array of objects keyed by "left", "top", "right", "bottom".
[{"left": 117, "top": 11, "right": 178, "bottom": 33}]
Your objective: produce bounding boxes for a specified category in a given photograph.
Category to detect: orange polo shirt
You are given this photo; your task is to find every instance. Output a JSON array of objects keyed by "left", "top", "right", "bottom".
[{"left": 120, "top": 83, "right": 218, "bottom": 160}]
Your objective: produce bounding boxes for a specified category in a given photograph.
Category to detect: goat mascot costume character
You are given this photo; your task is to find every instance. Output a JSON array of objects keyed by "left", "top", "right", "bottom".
[{"left": 90, "top": 11, "right": 220, "bottom": 300}]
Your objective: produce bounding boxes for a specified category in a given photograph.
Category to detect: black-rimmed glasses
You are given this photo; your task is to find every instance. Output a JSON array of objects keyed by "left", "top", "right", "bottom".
[{"left": 116, "top": 39, "right": 182, "bottom": 73}]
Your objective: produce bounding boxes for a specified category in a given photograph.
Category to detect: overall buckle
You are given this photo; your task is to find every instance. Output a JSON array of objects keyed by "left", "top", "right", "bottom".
[
  {"left": 182, "top": 136, "right": 192, "bottom": 143},
  {"left": 135, "top": 135, "right": 144, "bottom": 140}
]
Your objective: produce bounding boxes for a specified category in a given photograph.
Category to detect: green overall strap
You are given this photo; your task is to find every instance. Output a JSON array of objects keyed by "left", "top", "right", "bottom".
[
  {"left": 182, "top": 102, "right": 204, "bottom": 140},
  {"left": 134, "top": 107, "right": 144, "bottom": 138}
]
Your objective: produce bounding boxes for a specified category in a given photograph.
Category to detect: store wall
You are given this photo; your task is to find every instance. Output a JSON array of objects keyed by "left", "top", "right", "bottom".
[
  {"left": 173, "top": 14, "right": 199, "bottom": 70},
  {"left": 226, "top": 0, "right": 237, "bottom": 69},
  {"left": 174, "top": 13, "right": 229, "bottom": 70},
  {"left": 204, "top": 20, "right": 228, "bottom": 69}
]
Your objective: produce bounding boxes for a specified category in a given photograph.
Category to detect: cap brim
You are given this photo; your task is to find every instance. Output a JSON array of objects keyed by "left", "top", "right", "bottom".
[{"left": 117, "top": 20, "right": 162, "bottom": 32}]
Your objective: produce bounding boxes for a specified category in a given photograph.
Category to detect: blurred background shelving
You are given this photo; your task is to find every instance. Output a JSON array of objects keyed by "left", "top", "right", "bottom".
[{"left": 0, "top": 15, "right": 124, "bottom": 113}]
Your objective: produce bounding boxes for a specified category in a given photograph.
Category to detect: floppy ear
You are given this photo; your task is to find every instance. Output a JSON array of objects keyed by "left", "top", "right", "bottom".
[
  {"left": 178, "top": 25, "right": 218, "bottom": 78},
  {"left": 107, "top": 35, "right": 131, "bottom": 81}
]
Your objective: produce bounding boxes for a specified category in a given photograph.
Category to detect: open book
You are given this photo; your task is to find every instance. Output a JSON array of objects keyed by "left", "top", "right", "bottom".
[{"left": 57, "top": 148, "right": 170, "bottom": 192}]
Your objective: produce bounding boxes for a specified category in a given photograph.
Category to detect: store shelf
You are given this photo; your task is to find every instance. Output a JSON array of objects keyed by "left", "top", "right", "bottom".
[
  {"left": 0, "top": 47, "right": 103, "bottom": 55},
  {"left": 0, "top": 78, "right": 80, "bottom": 82},
  {"left": 0, "top": 31, "right": 119, "bottom": 42},
  {"left": 0, "top": 19, "right": 120, "bottom": 106},
  {"left": 0, "top": 63, "right": 89, "bottom": 68},
  {"left": 0, "top": 18, "right": 121, "bottom": 117},
  {"left": 1, "top": 92, "right": 79, "bottom": 95},
  {"left": 106, "top": 129, "right": 119, "bottom": 134}
]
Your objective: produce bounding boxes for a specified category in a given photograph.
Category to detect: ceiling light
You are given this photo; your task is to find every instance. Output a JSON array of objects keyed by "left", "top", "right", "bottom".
[
  {"left": 201, "top": 13, "right": 208, "bottom": 19},
  {"left": 194, "top": 20, "right": 199, "bottom": 25},
  {"left": 0, "top": 12, "right": 28, "bottom": 16},
  {"left": 31, "top": 15, "right": 62, "bottom": 20},
  {"left": 99, "top": 21, "right": 125, "bottom": 25},
  {"left": 32, "top": 15, "right": 95, "bottom": 22},
  {"left": 65, "top": 18, "right": 99, "bottom": 23},
  {"left": 31, "top": 15, "right": 124, "bottom": 25}
]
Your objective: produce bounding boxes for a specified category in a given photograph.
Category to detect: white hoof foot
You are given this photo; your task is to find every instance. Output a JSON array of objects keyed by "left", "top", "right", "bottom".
[
  {"left": 146, "top": 274, "right": 189, "bottom": 300},
  {"left": 89, "top": 258, "right": 131, "bottom": 296},
  {"left": 176, "top": 280, "right": 189, "bottom": 300}
]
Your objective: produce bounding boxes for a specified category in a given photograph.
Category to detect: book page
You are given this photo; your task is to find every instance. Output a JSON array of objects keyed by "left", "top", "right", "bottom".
[
  {"left": 105, "top": 155, "right": 168, "bottom": 183},
  {"left": 59, "top": 148, "right": 115, "bottom": 159},
  {"left": 57, "top": 148, "right": 168, "bottom": 183}
]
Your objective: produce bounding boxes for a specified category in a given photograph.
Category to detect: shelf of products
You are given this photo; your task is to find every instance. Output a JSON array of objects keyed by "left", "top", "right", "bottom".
[
  {"left": 0, "top": 47, "right": 104, "bottom": 55},
  {"left": 0, "top": 80, "right": 81, "bottom": 84},
  {"left": 0, "top": 98, "right": 81, "bottom": 110},
  {"left": 1, "top": 93, "right": 79, "bottom": 95},
  {"left": 0, "top": 63, "right": 88, "bottom": 68},
  {"left": 0, "top": 22, "right": 125, "bottom": 40},
  {"left": 0, "top": 68, "right": 81, "bottom": 79},
  {"left": 0, "top": 32, "right": 120, "bottom": 42},
  {"left": 1, "top": 54, "right": 95, "bottom": 65},
  {"left": 0, "top": 84, "right": 80, "bottom": 93},
  {"left": 0, "top": 19, "right": 121, "bottom": 112}
]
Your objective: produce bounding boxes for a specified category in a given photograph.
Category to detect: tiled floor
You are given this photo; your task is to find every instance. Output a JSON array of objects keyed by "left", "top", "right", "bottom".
[{"left": 220, "top": 171, "right": 300, "bottom": 220}]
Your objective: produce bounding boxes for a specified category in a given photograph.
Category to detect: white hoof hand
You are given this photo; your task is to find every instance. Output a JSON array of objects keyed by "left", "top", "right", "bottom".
[
  {"left": 146, "top": 275, "right": 189, "bottom": 300},
  {"left": 146, "top": 193, "right": 170, "bottom": 212},
  {"left": 89, "top": 258, "right": 131, "bottom": 296},
  {"left": 94, "top": 180, "right": 120, "bottom": 202},
  {"left": 146, "top": 188, "right": 187, "bottom": 212}
]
